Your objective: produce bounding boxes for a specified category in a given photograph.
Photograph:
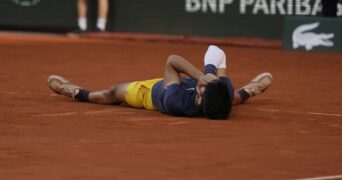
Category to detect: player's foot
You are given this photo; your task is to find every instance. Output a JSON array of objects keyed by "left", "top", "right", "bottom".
[
  {"left": 71, "top": 27, "right": 86, "bottom": 34},
  {"left": 48, "top": 75, "right": 80, "bottom": 99},
  {"left": 93, "top": 27, "right": 105, "bottom": 33},
  {"left": 239, "top": 72, "right": 273, "bottom": 98},
  {"left": 66, "top": 28, "right": 86, "bottom": 38}
]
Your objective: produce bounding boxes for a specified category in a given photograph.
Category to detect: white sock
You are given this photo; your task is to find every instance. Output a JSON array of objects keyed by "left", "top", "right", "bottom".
[
  {"left": 78, "top": 18, "right": 87, "bottom": 31},
  {"left": 96, "top": 18, "right": 107, "bottom": 31}
]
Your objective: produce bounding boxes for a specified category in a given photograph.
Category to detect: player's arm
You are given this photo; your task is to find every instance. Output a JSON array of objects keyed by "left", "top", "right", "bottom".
[{"left": 163, "top": 55, "right": 215, "bottom": 88}]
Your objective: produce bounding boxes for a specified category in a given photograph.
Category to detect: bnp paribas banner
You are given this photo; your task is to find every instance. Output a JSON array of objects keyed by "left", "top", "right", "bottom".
[
  {"left": 283, "top": 16, "right": 342, "bottom": 52},
  {"left": 111, "top": 0, "right": 342, "bottom": 39},
  {"left": 1, "top": 0, "right": 342, "bottom": 39}
]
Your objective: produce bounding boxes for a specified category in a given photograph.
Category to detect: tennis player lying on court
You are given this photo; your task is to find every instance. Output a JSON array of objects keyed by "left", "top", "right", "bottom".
[{"left": 48, "top": 45, "right": 272, "bottom": 119}]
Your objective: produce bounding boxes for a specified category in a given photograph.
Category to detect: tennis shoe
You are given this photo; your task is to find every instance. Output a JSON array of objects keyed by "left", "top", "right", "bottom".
[
  {"left": 93, "top": 27, "right": 105, "bottom": 33},
  {"left": 239, "top": 72, "right": 273, "bottom": 98},
  {"left": 48, "top": 75, "right": 80, "bottom": 99}
]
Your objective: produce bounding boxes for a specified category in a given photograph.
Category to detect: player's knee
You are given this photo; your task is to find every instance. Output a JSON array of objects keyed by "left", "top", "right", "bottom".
[
  {"left": 166, "top": 55, "right": 180, "bottom": 63},
  {"left": 108, "top": 84, "right": 126, "bottom": 104},
  {"left": 106, "top": 85, "right": 120, "bottom": 101}
]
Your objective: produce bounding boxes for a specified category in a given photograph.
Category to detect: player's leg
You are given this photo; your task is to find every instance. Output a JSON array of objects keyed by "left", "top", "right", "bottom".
[
  {"left": 233, "top": 72, "right": 273, "bottom": 105},
  {"left": 87, "top": 83, "right": 129, "bottom": 104},
  {"left": 77, "top": 0, "right": 88, "bottom": 31},
  {"left": 48, "top": 75, "right": 128, "bottom": 105},
  {"left": 97, "top": 0, "right": 109, "bottom": 19},
  {"left": 96, "top": 0, "right": 109, "bottom": 31}
]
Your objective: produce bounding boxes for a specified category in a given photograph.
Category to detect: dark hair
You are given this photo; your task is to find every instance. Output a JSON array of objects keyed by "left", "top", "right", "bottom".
[{"left": 201, "top": 79, "right": 232, "bottom": 120}]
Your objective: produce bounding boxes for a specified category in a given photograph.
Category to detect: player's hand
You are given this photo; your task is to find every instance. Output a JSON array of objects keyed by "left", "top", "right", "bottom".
[{"left": 198, "top": 73, "right": 218, "bottom": 87}]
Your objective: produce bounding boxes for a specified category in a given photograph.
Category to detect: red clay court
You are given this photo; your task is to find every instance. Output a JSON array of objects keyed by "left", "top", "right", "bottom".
[{"left": 0, "top": 32, "right": 342, "bottom": 180}]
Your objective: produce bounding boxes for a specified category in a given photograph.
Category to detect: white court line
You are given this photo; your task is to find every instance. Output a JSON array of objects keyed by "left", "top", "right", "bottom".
[
  {"left": 295, "top": 174, "right": 342, "bottom": 180},
  {"left": 258, "top": 108, "right": 342, "bottom": 118},
  {"left": 1, "top": 91, "right": 32, "bottom": 95},
  {"left": 258, "top": 108, "right": 280, "bottom": 113},
  {"left": 83, "top": 109, "right": 117, "bottom": 114},
  {"left": 307, "top": 112, "right": 342, "bottom": 117},
  {"left": 32, "top": 112, "right": 78, "bottom": 117},
  {"left": 32, "top": 109, "right": 118, "bottom": 117},
  {"left": 32, "top": 108, "right": 342, "bottom": 118}
]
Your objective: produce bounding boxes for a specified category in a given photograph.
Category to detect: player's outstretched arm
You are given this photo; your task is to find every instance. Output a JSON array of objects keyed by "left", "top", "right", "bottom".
[{"left": 163, "top": 55, "right": 216, "bottom": 88}]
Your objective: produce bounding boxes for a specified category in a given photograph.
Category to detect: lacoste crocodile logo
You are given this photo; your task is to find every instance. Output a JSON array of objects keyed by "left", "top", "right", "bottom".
[{"left": 292, "top": 22, "right": 334, "bottom": 51}]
